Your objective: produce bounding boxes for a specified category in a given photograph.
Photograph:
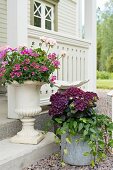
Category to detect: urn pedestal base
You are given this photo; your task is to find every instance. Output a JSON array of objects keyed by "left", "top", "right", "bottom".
[{"left": 10, "top": 118, "right": 45, "bottom": 145}]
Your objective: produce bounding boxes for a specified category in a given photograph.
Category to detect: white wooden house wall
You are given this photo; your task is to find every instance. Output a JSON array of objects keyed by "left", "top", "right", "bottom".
[
  {"left": 28, "top": 0, "right": 79, "bottom": 36},
  {"left": 0, "top": 0, "right": 96, "bottom": 118},
  {"left": 0, "top": 0, "right": 80, "bottom": 45},
  {"left": 0, "top": 0, "right": 7, "bottom": 45}
]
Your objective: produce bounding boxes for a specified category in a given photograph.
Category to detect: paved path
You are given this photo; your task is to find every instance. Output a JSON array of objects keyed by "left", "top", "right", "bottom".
[{"left": 96, "top": 89, "right": 112, "bottom": 117}]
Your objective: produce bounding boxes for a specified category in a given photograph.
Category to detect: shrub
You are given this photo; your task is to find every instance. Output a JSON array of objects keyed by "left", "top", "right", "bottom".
[
  {"left": 106, "top": 51, "right": 113, "bottom": 72},
  {"left": 97, "top": 71, "right": 111, "bottom": 79}
]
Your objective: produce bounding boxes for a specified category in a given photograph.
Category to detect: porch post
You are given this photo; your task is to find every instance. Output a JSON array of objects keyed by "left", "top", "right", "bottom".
[
  {"left": 7, "top": 0, "right": 28, "bottom": 118},
  {"left": 84, "top": 0, "right": 97, "bottom": 91}
]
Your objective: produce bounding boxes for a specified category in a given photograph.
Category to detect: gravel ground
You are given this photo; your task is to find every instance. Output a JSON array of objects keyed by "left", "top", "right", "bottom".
[
  {"left": 24, "top": 89, "right": 113, "bottom": 170},
  {"left": 24, "top": 153, "right": 113, "bottom": 170}
]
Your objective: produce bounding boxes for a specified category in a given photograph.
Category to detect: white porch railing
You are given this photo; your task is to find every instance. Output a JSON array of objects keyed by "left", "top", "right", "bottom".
[{"left": 28, "top": 26, "right": 91, "bottom": 106}]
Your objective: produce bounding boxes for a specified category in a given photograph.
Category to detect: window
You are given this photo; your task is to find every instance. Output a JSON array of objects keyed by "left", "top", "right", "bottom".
[{"left": 33, "top": 0, "right": 54, "bottom": 31}]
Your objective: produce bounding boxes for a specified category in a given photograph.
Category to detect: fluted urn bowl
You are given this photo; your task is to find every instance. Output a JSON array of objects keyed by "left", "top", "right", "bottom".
[{"left": 10, "top": 81, "right": 45, "bottom": 145}]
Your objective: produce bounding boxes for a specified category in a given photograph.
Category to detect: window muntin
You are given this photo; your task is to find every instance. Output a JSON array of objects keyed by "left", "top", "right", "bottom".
[{"left": 33, "top": 1, "right": 54, "bottom": 31}]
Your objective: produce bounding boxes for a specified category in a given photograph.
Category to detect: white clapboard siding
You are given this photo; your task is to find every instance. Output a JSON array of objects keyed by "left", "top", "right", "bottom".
[
  {"left": 58, "top": 0, "right": 77, "bottom": 36},
  {"left": 28, "top": 26, "right": 90, "bottom": 105},
  {"left": 28, "top": 0, "right": 79, "bottom": 37},
  {"left": 0, "top": 0, "right": 7, "bottom": 45}
]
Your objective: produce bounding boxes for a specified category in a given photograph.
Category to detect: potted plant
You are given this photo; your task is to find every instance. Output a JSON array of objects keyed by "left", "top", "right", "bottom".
[
  {"left": 0, "top": 37, "right": 60, "bottom": 144},
  {"left": 48, "top": 87, "right": 113, "bottom": 166}
]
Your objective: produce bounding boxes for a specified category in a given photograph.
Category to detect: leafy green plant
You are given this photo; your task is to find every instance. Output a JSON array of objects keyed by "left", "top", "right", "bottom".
[
  {"left": 48, "top": 87, "right": 113, "bottom": 166},
  {"left": 0, "top": 37, "right": 60, "bottom": 84},
  {"left": 97, "top": 71, "right": 111, "bottom": 79}
]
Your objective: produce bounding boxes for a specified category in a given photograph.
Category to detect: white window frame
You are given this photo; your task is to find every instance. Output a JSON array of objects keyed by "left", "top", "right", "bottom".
[{"left": 33, "top": 0, "right": 54, "bottom": 31}]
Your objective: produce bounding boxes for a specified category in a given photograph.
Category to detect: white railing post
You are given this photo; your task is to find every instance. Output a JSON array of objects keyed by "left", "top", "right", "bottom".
[
  {"left": 7, "top": 0, "right": 28, "bottom": 118},
  {"left": 84, "top": 0, "right": 97, "bottom": 92}
]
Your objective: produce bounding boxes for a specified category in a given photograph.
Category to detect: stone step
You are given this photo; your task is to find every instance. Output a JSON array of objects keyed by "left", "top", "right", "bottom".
[
  {"left": 0, "top": 110, "right": 51, "bottom": 140},
  {"left": 0, "top": 132, "right": 59, "bottom": 170},
  {"left": 0, "top": 113, "right": 21, "bottom": 140}
]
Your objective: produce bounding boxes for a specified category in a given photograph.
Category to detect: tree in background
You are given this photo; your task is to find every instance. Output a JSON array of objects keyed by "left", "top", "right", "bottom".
[
  {"left": 106, "top": 51, "right": 113, "bottom": 72},
  {"left": 97, "top": 0, "right": 113, "bottom": 71}
]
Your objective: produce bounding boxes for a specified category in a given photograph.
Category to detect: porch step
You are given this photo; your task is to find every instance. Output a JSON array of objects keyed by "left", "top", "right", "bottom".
[
  {"left": 0, "top": 113, "right": 21, "bottom": 140},
  {"left": 0, "top": 132, "right": 59, "bottom": 170},
  {"left": 0, "top": 111, "right": 51, "bottom": 140}
]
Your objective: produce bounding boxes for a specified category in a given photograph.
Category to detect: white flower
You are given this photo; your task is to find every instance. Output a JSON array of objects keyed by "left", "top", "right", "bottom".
[
  {"left": 40, "top": 36, "right": 47, "bottom": 42},
  {"left": 45, "top": 38, "right": 57, "bottom": 47},
  {"left": 61, "top": 50, "right": 66, "bottom": 57}
]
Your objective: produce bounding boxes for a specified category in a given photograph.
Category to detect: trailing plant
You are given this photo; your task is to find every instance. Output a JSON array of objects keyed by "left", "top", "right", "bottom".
[
  {"left": 48, "top": 87, "right": 113, "bottom": 166},
  {"left": 0, "top": 37, "right": 62, "bottom": 84}
]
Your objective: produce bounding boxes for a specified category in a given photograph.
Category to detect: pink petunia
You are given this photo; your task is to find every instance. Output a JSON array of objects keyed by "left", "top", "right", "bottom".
[
  {"left": 23, "top": 66, "right": 28, "bottom": 71},
  {"left": 40, "top": 66, "right": 48, "bottom": 72},
  {"left": 52, "top": 60, "right": 60, "bottom": 68},
  {"left": 1, "top": 61, "right": 8, "bottom": 67},
  {"left": 48, "top": 53, "right": 57, "bottom": 61},
  {"left": 50, "top": 75, "right": 56, "bottom": 83},
  {"left": 24, "top": 59, "right": 30, "bottom": 64},
  {"left": 31, "top": 72, "right": 35, "bottom": 76},
  {"left": 13, "top": 64, "right": 21, "bottom": 71}
]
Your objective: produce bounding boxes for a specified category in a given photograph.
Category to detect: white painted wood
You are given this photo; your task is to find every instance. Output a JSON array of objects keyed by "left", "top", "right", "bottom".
[
  {"left": 7, "top": 0, "right": 28, "bottom": 47},
  {"left": 28, "top": 27, "right": 90, "bottom": 105},
  {"left": 84, "top": 0, "right": 96, "bottom": 91},
  {"left": 7, "top": 0, "right": 28, "bottom": 119},
  {"left": 0, "top": 0, "right": 7, "bottom": 45},
  {"left": 28, "top": 0, "right": 78, "bottom": 36}
]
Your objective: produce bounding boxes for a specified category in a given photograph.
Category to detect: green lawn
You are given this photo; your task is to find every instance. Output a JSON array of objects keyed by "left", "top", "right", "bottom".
[{"left": 97, "top": 79, "right": 113, "bottom": 89}]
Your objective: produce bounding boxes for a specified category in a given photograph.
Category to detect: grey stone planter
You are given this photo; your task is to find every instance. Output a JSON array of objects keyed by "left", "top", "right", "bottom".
[{"left": 61, "top": 134, "right": 94, "bottom": 166}]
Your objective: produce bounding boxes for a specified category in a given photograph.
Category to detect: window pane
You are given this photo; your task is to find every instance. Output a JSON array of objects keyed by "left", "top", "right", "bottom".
[
  {"left": 45, "top": 6, "right": 52, "bottom": 20},
  {"left": 34, "top": 1, "right": 41, "bottom": 17},
  {"left": 34, "top": 17, "right": 41, "bottom": 27},
  {"left": 45, "top": 20, "right": 51, "bottom": 30},
  {"left": 35, "top": 11, "right": 41, "bottom": 17}
]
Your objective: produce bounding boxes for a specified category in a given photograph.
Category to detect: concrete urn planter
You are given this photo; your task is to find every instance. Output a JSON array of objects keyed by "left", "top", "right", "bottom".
[
  {"left": 61, "top": 134, "right": 94, "bottom": 166},
  {"left": 10, "top": 81, "right": 45, "bottom": 145}
]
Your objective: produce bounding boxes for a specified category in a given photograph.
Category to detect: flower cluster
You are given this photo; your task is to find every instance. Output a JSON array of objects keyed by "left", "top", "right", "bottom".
[
  {"left": 0, "top": 37, "right": 60, "bottom": 84},
  {"left": 49, "top": 87, "right": 98, "bottom": 117}
]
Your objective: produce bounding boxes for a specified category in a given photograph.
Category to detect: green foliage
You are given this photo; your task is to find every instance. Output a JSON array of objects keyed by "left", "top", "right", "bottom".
[
  {"left": 97, "top": 0, "right": 113, "bottom": 71},
  {"left": 106, "top": 51, "right": 113, "bottom": 72},
  {"left": 97, "top": 71, "right": 111, "bottom": 79},
  {"left": 54, "top": 112, "right": 113, "bottom": 166},
  {"left": 49, "top": 87, "right": 113, "bottom": 166},
  {"left": 0, "top": 38, "right": 59, "bottom": 84}
]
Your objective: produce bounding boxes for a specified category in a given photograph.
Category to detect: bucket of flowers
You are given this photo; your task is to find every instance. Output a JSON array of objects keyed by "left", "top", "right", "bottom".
[
  {"left": 0, "top": 37, "right": 61, "bottom": 144},
  {"left": 48, "top": 87, "right": 113, "bottom": 166}
]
